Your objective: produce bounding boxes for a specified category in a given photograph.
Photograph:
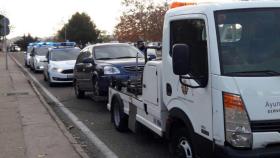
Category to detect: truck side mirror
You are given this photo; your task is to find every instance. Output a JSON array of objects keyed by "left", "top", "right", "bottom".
[{"left": 172, "top": 44, "right": 190, "bottom": 75}]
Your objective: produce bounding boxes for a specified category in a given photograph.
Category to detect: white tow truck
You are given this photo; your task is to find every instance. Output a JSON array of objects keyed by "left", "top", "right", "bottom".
[{"left": 108, "top": 1, "right": 280, "bottom": 157}]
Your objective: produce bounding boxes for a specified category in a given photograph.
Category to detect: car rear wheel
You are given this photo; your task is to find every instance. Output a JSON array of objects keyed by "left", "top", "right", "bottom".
[{"left": 74, "top": 81, "right": 85, "bottom": 99}]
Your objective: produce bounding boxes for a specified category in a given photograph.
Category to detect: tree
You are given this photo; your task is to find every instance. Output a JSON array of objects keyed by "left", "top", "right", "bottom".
[
  {"left": 114, "top": 0, "right": 168, "bottom": 42},
  {"left": 14, "top": 34, "right": 38, "bottom": 51},
  {"left": 97, "top": 31, "right": 114, "bottom": 43},
  {"left": 57, "top": 12, "right": 100, "bottom": 46}
]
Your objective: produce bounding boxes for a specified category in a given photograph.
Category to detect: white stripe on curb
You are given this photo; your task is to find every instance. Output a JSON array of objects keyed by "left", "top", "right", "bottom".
[{"left": 11, "top": 55, "right": 118, "bottom": 158}]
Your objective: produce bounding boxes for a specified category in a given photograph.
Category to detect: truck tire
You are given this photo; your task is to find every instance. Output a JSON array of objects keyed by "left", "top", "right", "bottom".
[
  {"left": 112, "top": 96, "right": 128, "bottom": 132},
  {"left": 170, "top": 127, "right": 195, "bottom": 158},
  {"left": 74, "top": 81, "right": 85, "bottom": 99}
]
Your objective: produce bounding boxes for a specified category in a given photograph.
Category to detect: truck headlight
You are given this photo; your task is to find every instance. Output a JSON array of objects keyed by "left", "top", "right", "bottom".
[
  {"left": 104, "top": 66, "right": 120, "bottom": 75},
  {"left": 223, "top": 92, "right": 252, "bottom": 148},
  {"left": 51, "top": 67, "right": 63, "bottom": 73}
]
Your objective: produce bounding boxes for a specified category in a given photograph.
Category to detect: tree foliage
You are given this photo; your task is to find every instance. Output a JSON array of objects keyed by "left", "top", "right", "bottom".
[
  {"left": 57, "top": 12, "right": 100, "bottom": 46},
  {"left": 98, "top": 31, "right": 114, "bottom": 43},
  {"left": 114, "top": 0, "right": 168, "bottom": 42},
  {"left": 14, "top": 34, "right": 38, "bottom": 51}
]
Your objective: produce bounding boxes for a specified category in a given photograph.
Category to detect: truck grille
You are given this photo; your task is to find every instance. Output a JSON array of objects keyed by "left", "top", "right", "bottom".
[
  {"left": 123, "top": 66, "right": 144, "bottom": 72},
  {"left": 61, "top": 69, "right": 73, "bottom": 74},
  {"left": 251, "top": 120, "right": 280, "bottom": 132}
]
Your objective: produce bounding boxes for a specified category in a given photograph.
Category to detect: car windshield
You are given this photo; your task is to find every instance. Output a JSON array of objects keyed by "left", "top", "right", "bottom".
[
  {"left": 51, "top": 49, "right": 80, "bottom": 61},
  {"left": 94, "top": 45, "right": 144, "bottom": 60},
  {"left": 35, "top": 47, "right": 49, "bottom": 56},
  {"left": 215, "top": 8, "right": 280, "bottom": 76}
]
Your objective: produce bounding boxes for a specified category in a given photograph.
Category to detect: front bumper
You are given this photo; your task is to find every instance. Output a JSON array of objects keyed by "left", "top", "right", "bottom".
[
  {"left": 34, "top": 62, "right": 45, "bottom": 71},
  {"left": 215, "top": 145, "right": 280, "bottom": 158},
  {"left": 49, "top": 71, "right": 74, "bottom": 83}
]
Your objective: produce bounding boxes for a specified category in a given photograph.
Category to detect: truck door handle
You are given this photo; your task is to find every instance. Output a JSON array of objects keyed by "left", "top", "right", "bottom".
[
  {"left": 166, "top": 83, "right": 172, "bottom": 96},
  {"left": 144, "top": 103, "right": 148, "bottom": 115}
]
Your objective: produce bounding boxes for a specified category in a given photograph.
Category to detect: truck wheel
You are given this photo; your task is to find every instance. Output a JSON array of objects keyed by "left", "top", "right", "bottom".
[
  {"left": 112, "top": 96, "right": 128, "bottom": 132},
  {"left": 74, "top": 81, "right": 85, "bottom": 99},
  {"left": 170, "top": 127, "right": 194, "bottom": 158}
]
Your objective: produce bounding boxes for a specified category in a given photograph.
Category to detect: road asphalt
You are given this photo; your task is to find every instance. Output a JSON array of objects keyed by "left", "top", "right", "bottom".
[{"left": 11, "top": 52, "right": 171, "bottom": 158}]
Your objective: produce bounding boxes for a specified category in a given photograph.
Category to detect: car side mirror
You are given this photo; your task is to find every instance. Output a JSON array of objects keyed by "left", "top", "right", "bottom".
[
  {"left": 83, "top": 58, "right": 95, "bottom": 64},
  {"left": 172, "top": 44, "right": 190, "bottom": 75}
]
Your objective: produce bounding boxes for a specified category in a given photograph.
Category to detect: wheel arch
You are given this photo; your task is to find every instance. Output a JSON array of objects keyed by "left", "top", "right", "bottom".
[
  {"left": 166, "top": 107, "right": 214, "bottom": 158},
  {"left": 166, "top": 107, "right": 195, "bottom": 140}
]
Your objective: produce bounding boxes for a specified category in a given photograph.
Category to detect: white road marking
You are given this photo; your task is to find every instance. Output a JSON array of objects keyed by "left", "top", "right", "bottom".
[{"left": 11, "top": 55, "right": 118, "bottom": 158}]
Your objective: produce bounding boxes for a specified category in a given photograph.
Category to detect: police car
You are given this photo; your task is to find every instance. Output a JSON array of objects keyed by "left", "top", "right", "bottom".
[{"left": 29, "top": 42, "right": 56, "bottom": 72}]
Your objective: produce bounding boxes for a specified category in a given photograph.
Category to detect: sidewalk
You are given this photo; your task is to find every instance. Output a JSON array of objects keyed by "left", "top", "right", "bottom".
[{"left": 0, "top": 52, "right": 81, "bottom": 158}]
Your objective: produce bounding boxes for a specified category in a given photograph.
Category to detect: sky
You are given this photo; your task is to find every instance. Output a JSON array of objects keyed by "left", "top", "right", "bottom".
[
  {"left": 0, "top": 0, "right": 234, "bottom": 39},
  {"left": 0, "top": 0, "right": 125, "bottom": 38}
]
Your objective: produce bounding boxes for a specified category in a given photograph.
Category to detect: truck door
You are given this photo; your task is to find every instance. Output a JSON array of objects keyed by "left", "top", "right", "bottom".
[{"left": 162, "top": 14, "right": 213, "bottom": 142}]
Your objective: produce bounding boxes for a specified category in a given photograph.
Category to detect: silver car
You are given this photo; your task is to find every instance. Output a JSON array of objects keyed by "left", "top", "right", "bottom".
[
  {"left": 30, "top": 46, "right": 50, "bottom": 72},
  {"left": 24, "top": 45, "right": 34, "bottom": 67}
]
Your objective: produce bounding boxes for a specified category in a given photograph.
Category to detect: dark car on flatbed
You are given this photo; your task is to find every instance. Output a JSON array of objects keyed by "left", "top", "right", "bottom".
[{"left": 73, "top": 43, "right": 145, "bottom": 98}]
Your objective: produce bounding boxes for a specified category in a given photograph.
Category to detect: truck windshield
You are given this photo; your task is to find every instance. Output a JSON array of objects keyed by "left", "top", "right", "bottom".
[
  {"left": 215, "top": 8, "right": 280, "bottom": 76},
  {"left": 51, "top": 49, "right": 80, "bottom": 61}
]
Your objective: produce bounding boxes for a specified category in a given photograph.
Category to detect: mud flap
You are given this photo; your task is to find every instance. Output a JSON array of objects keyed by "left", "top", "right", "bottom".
[{"left": 128, "top": 103, "right": 138, "bottom": 133}]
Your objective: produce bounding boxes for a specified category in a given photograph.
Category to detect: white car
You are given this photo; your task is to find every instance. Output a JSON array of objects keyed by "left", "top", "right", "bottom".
[
  {"left": 30, "top": 46, "right": 50, "bottom": 72},
  {"left": 43, "top": 47, "right": 80, "bottom": 86}
]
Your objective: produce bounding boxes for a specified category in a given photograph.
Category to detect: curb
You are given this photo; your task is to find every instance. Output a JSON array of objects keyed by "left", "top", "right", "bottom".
[{"left": 10, "top": 54, "right": 118, "bottom": 158}]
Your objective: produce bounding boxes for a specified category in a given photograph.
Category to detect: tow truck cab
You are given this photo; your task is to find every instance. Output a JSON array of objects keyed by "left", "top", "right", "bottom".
[{"left": 108, "top": 1, "right": 280, "bottom": 157}]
